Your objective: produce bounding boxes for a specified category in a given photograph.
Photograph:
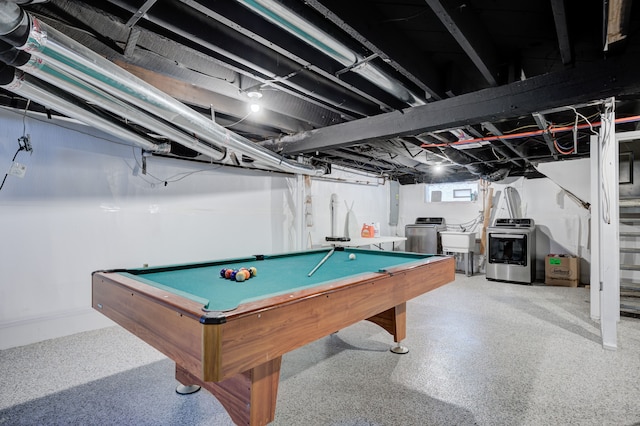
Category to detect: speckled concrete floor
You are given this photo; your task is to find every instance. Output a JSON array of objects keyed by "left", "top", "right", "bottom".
[{"left": 2, "top": 274, "right": 640, "bottom": 425}]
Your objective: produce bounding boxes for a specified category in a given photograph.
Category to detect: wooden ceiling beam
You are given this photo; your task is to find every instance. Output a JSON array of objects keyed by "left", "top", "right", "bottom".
[{"left": 272, "top": 52, "right": 640, "bottom": 155}]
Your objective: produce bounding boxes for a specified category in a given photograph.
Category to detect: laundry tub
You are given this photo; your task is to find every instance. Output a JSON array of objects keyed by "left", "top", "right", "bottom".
[{"left": 440, "top": 231, "right": 476, "bottom": 276}]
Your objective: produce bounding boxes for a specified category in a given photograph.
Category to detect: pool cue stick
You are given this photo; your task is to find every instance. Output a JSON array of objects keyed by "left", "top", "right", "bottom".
[{"left": 308, "top": 248, "right": 335, "bottom": 277}]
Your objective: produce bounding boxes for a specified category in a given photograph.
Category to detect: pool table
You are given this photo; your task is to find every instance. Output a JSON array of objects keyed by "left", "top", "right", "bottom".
[{"left": 92, "top": 247, "right": 454, "bottom": 425}]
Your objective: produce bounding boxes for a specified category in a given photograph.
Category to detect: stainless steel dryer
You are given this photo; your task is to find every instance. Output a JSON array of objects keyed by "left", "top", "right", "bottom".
[{"left": 486, "top": 218, "right": 536, "bottom": 284}]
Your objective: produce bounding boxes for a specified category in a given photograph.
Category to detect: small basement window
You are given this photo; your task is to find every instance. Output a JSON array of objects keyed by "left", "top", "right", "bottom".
[{"left": 426, "top": 181, "right": 478, "bottom": 203}]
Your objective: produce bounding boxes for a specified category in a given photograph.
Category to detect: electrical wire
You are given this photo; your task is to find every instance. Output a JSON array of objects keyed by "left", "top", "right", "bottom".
[
  {"left": 0, "top": 143, "right": 27, "bottom": 192},
  {"left": 223, "top": 111, "right": 253, "bottom": 128},
  {"left": 502, "top": 123, "right": 540, "bottom": 134},
  {"left": 0, "top": 101, "right": 33, "bottom": 192},
  {"left": 568, "top": 107, "right": 599, "bottom": 136},
  {"left": 129, "top": 147, "right": 225, "bottom": 187},
  {"left": 553, "top": 134, "right": 575, "bottom": 155},
  {"left": 490, "top": 147, "right": 505, "bottom": 160},
  {"left": 600, "top": 101, "right": 615, "bottom": 225},
  {"left": 445, "top": 212, "right": 484, "bottom": 233},
  {"left": 554, "top": 111, "right": 600, "bottom": 128},
  {"left": 22, "top": 99, "right": 30, "bottom": 136},
  {"left": 420, "top": 114, "right": 640, "bottom": 148}
]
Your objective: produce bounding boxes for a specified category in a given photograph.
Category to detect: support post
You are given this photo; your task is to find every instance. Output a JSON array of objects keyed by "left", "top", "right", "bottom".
[{"left": 592, "top": 97, "right": 620, "bottom": 350}]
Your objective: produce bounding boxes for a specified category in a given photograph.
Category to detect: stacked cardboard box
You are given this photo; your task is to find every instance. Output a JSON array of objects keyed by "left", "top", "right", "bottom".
[{"left": 545, "top": 255, "right": 580, "bottom": 287}]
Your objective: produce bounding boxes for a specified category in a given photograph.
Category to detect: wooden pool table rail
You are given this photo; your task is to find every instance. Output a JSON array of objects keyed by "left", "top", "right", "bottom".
[{"left": 92, "top": 255, "right": 454, "bottom": 425}]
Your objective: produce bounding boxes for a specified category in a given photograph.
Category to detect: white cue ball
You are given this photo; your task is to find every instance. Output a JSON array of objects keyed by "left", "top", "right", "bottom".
[{"left": 349, "top": 253, "right": 356, "bottom": 260}]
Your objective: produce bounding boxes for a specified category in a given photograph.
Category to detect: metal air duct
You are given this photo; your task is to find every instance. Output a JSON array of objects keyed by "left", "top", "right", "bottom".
[
  {"left": 0, "top": 40, "right": 225, "bottom": 159},
  {"left": 0, "top": 63, "right": 168, "bottom": 152},
  {"left": 235, "top": 0, "right": 427, "bottom": 107},
  {"left": 0, "top": 2, "right": 325, "bottom": 176}
]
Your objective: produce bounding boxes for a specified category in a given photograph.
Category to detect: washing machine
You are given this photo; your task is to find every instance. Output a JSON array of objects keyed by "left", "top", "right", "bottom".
[{"left": 405, "top": 217, "right": 446, "bottom": 254}]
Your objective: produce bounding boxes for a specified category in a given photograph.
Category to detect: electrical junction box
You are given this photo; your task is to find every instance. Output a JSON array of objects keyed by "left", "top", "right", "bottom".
[
  {"left": 545, "top": 255, "right": 580, "bottom": 287},
  {"left": 8, "top": 162, "right": 27, "bottom": 178}
]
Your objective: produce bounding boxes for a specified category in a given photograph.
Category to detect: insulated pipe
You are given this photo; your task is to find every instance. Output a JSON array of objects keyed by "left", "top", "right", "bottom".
[
  {"left": 0, "top": 63, "right": 168, "bottom": 152},
  {"left": 0, "top": 5, "right": 325, "bottom": 176},
  {"left": 235, "top": 0, "right": 427, "bottom": 107},
  {"left": 0, "top": 30, "right": 26, "bottom": 64},
  {"left": 0, "top": 40, "right": 225, "bottom": 159},
  {"left": 0, "top": 0, "right": 27, "bottom": 46}
]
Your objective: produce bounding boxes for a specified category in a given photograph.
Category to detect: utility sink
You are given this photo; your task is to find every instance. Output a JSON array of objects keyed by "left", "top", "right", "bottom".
[{"left": 440, "top": 231, "right": 476, "bottom": 253}]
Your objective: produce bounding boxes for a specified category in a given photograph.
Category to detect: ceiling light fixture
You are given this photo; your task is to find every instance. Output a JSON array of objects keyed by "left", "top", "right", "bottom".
[{"left": 246, "top": 89, "right": 262, "bottom": 113}]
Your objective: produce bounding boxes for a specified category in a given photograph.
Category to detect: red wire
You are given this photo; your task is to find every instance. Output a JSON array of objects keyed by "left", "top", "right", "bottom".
[
  {"left": 420, "top": 114, "right": 640, "bottom": 148},
  {"left": 553, "top": 137, "right": 574, "bottom": 155}
]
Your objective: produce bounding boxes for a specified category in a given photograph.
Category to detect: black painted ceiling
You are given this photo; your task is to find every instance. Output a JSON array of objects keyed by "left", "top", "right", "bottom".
[{"left": 3, "top": 0, "right": 640, "bottom": 184}]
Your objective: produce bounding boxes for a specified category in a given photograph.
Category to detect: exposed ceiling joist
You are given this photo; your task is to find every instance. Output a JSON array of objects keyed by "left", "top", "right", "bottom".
[
  {"left": 484, "top": 123, "right": 530, "bottom": 165},
  {"left": 176, "top": 0, "right": 402, "bottom": 114},
  {"left": 532, "top": 113, "right": 559, "bottom": 159},
  {"left": 302, "top": 0, "right": 443, "bottom": 100},
  {"left": 550, "top": 0, "right": 572, "bottom": 65},
  {"left": 425, "top": 0, "right": 499, "bottom": 87},
  {"left": 124, "top": 0, "right": 158, "bottom": 28},
  {"left": 270, "top": 52, "right": 640, "bottom": 155},
  {"left": 1, "top": 0, "right": 639, "bottom": 184}
]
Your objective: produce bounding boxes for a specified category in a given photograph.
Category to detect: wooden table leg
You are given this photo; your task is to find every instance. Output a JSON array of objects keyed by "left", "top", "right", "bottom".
[
  {"left": 365, "top": 303, "right": 408, "bottom": 353},
  {"left": 176, "top": 357, "right": 282, "bottom": 426}
]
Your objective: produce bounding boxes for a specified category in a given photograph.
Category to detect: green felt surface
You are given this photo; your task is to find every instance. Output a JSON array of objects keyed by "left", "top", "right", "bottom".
[{"left": 119, "top": 248, "right": 434, "bottom": 311}]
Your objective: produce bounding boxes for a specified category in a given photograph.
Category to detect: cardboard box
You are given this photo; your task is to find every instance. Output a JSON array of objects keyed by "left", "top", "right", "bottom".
[{"left": 545, "top": 255, "right": 580, "bottom": 287}]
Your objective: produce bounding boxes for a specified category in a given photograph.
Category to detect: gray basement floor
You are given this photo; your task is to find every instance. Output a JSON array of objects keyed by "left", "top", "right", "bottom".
[{"left": 2, "top": 273, "right": 640, "bottom": 426}]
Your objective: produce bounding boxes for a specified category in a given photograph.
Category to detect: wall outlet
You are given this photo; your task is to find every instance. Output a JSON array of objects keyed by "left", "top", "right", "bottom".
[{"left": 8, "top": 162, "right": 27, "bottom": 178}]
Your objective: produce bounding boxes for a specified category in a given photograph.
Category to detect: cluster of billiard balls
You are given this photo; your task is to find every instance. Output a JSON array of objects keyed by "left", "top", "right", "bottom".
[{"left": 220, "top": 267, "right": 257, "bottom": 282}]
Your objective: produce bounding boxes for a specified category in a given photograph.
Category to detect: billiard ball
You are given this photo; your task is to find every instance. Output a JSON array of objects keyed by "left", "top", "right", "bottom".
[
  {"left": 235, "top": 271, "right": 246, "bottom": 282},
  {"left": 249, "top": 266, "right": 257, "bottom": 277},
  {"left": 349, "top": 253, "right": 356, "bottom": 260},
  {"left": 220, "top": 268, "right": 227, "bottom": 277},
  {"left": 224, "top": 269, "right": 233, "bottom": 279}
]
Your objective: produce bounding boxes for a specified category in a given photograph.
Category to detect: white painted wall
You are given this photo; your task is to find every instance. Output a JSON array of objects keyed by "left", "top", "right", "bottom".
[
  {"left": 0, "top": 105, "right": 593, "bottom": 349},
  {"left": 302, "top": 172, "right": 397, "bottom": 248},
  {"left": 528, "top": 160, "right": 592, "bottom": 282},
  {"left": 0, "top": 108, "right": 391, "bottom": 349},
  {"left": 490, "top": 174, "right": 591, "bottom": 283}
]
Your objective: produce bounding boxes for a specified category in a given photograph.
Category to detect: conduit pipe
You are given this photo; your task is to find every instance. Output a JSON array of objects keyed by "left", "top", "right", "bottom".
[
  {"left": 0, "top": 40, "right": 224, "bottom": 159},
  {"left": 235, "top": 0, "right": 427, "bottom": 107},
  {"left": 0, "top": 63, "right": 167, "bottom": 152},
  {"left": 421, "top": 115, "right": 640, "bottom": 148},
  {"left": 0, "top": 2, "right": 325, "bottom": 176}
]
